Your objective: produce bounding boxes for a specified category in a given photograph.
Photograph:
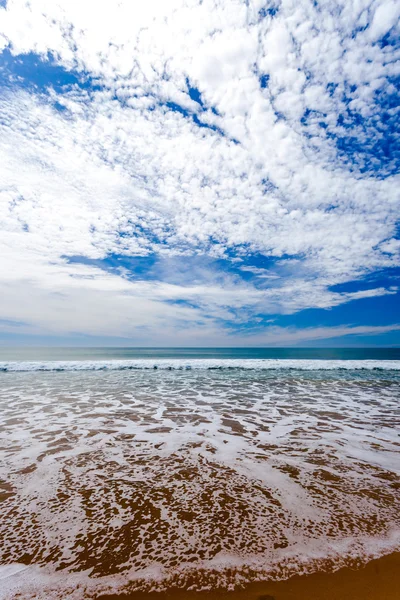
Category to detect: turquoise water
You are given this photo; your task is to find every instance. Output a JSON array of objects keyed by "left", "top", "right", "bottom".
[
  {"left": 1, "top": 346, "right": 399, "bottom": 380},
  {"left": 0, "top": 346, "right": 399, "bottom": 361}
]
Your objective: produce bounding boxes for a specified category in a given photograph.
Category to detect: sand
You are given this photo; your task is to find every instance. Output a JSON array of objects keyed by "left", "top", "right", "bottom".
[
  {"left": 2, "top": 369, "right": 399, "bottom": 599},
  {"left": 97, "top": 552, "right": 400, "bottom": 600}
]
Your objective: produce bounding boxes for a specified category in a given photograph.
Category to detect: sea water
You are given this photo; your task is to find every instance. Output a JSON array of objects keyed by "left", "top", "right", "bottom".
[{"left": 0, "top": 348, "right": 399, "bottom": 598}]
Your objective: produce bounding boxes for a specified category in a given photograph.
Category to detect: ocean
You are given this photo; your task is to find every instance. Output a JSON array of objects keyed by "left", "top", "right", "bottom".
[{"left": 0, "top": 348, "right": 399, "bottom": 598}]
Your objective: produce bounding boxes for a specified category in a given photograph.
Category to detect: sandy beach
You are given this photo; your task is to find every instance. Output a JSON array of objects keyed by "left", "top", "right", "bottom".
[
  {"left": 1, "top": 364, "right": 399, "bottom": 599},
  {"left": 98, "top": 552, "right": 400, "bottom": 600}
]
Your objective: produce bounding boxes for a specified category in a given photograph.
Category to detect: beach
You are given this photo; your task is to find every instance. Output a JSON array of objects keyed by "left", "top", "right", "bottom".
[
  {"left": 99, "top": 552, "right": 400, "bottom": 599},
  {"left": 1, "top": 351, "right": 399, "bottom": 599},
  {"left": 1, "top": 0, "right": 399, "bottom": 596}
]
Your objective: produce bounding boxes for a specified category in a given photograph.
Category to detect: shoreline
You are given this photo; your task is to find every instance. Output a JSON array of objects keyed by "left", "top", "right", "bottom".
[{"left": 97, "top": 552, "right": 400, "bottom": 600}]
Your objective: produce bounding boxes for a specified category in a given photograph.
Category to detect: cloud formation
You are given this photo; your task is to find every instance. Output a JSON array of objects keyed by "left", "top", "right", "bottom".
[{"left": 0, "top": 0, "right": 399, "bottom": 343}]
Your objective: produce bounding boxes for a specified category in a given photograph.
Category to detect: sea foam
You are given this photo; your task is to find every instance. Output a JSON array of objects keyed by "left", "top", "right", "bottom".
[
  {"left": 1, "top": 368, "right": 399, "bottom": 598},
  {"left": 1, "top": 358, "right": 400, "bottom": 371}
]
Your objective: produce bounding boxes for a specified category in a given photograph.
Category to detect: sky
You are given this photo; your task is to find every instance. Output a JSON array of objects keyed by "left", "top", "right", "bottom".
[{"left": 0, "top": 0, "right": 399, "bottom": 347}]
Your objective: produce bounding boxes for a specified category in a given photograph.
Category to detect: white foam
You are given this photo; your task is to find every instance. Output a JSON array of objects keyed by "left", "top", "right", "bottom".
[
  {"left": 1, "top": 358, "right": 400, "bottom": 371},
  {"left": 1, "top": 369, "right": 399, "bottom": 597},
  {"left": 1, "top": 531, "right": 400, "bottom": 599}
]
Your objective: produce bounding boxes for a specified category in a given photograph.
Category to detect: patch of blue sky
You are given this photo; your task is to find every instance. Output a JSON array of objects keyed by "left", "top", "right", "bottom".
[
  {"left": 301, "top": 73, "right": 400, "bottom": 177},
  {"left": 329, "top": 267, "right": 400, "bottom": 294},
  {"left": 64, "top": 251, "right": 297, "bottom": 296},
  {"left": 0, "top": 48, "right": 226, "bottom": 137},
  {"left": 258, "top": 5, "right": 279, "bottom": 19},
  {"left": 273, "top": 288, "right": 400, "bottom": 330},
  {"left": 186, "top": 80, "right": 220, "bottom": 115},
  {"left": 0, "top": 48, "right": 102, "bottom": 95},
  {"left": 214, "top": 255, "right": 282, "bottom": 282},
  {"left": 192, "top": 113, "right": 225, "bottom": 134},
  {"left": 64, "top": 254, "right": 158, "bottom": 281},
  {"left": 186, "top": 80, "right": 204, "bottom": 108},
  {"left": 163, "top": 100, "right": 226, "bottom": 137},
  {"left": 259, "top": 74, "right": 270, "bottom": 89},
  {"left": 164, "top": 101, "right": 189, "bottom": 117},
  {"left": 158, "top": 77, "right": 226, "bottom": 134}
]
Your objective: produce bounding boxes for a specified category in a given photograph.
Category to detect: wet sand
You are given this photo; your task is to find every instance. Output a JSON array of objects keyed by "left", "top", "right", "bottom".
[
  {"left": 98, "top": 552, "right": 400, "bottom": 600},
  {"left": 2, "top": 369, "right": 399, "bottom": 598}
]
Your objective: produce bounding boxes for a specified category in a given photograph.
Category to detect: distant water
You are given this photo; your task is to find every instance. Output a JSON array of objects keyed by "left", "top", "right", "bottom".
[
  {"left": 0, "top": 346, "right": 399, "bottom": 361},
  {"left": 1, "top": 348, "right": 399, "bottom": 598}
]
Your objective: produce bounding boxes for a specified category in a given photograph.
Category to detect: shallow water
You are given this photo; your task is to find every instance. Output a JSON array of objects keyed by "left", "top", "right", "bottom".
[{"left": 1, "top": 361, "right": 400, "bottom": 598}]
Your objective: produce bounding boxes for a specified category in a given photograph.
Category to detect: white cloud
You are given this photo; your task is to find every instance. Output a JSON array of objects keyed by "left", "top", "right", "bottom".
[
  {"left": 0, "top": 0, "right": 399, "bottom": 341},
  {"left": 368, "top": 1, "right": 400, "bottom": 41},
  {"left": 240, "top": 323, "right": 400, "bottom": 346}
]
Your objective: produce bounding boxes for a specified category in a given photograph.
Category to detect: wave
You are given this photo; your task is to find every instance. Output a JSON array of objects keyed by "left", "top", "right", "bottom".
[
  {"left": 1, "top": 532, "right": 399, "bottom": 599},
  {"left": 1, "top": 358, "right": 400, "bottom": 372}
]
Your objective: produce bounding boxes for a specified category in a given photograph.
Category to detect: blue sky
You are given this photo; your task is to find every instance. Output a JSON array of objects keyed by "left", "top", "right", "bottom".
[{"left": 0, "top": 0, "right": 399, "bottom": 346}]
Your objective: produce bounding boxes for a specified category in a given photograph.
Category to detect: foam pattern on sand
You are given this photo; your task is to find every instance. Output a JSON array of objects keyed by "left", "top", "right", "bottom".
[{"left": 1, "top": 369, "right": 399, "bottom": 598}]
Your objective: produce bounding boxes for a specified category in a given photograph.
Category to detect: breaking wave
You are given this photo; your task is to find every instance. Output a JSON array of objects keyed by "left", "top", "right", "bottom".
[{"left": 1, "top": 358, "right": 400, "bottom": 372}]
